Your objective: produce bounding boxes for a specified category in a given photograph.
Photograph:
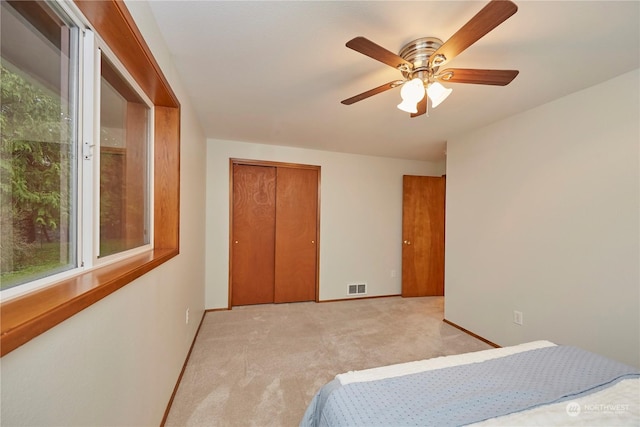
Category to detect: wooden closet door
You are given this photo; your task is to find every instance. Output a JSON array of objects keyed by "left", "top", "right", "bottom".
[
  {"left": 231, "top": 164, "right": 276, "bottom": 305},
  {"left": 401, "top": 175, "right": 445, "bottom": 297},
  {"left": 274, "top": 167, "right": 318, "bottom": 303}
]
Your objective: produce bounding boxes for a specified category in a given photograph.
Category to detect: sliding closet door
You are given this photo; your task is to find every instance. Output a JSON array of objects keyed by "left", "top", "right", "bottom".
[
  {"left": 231, "top": 164, "right": 276, "bottom": 305},
  {"left": 274, "top": 167, "right": 318, "bottom": 303}
]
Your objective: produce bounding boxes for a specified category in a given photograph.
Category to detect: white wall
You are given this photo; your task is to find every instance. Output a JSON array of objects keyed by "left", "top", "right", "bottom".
[
  {"left": 205, "top": 140, "right": 445, "bottom": 308},
  {"left": 445, "top": 69, "right": 640, "bottom": 368},
  {"left": 0, "top": 1, "right": 207, "bottom": 425}
]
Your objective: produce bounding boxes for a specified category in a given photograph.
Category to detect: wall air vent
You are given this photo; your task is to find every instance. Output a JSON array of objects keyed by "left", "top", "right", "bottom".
[{"left": 347, "top": 283, "right": 367, "bottom": 296}]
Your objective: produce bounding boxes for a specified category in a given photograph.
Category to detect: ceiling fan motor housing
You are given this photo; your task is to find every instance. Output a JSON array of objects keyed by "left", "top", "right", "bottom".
[{"left": 398, "top": 37, "right": 443, "bottom": 80}]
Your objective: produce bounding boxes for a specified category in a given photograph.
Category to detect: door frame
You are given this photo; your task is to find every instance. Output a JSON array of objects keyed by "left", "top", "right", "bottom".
[{"left": 228, "top": 158, "right": 321, "bottom": 308}]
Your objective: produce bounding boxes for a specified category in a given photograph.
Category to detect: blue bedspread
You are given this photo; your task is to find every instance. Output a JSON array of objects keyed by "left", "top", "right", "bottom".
[{"left": 300, "top": 345, "right": 639, "bottom": 427}]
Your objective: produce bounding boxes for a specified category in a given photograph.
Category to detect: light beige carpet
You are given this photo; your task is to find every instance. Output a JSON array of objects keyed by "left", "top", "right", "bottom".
[{"left": 164, "top": 296, "right": 492, "bottom": 427}]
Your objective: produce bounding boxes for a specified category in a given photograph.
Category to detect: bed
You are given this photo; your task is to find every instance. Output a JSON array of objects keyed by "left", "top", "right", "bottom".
[{"left": 300, "top": 341, "right": 639, "bottom": 426}]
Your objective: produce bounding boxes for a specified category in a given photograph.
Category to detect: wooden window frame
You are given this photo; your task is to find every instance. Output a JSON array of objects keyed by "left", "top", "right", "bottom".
[{"left": 0, "top": 0, "right": 180, "bottom": 357}]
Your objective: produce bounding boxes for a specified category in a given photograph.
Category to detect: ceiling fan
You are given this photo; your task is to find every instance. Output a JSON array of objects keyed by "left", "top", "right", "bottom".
[{"left": 341, "top": 0, "right": 519, "bottom": 118}]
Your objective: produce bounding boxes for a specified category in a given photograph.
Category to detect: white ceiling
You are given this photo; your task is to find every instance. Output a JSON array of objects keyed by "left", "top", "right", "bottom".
[{"left": 148, "top": 1, "right": 640, "bottom": 162}]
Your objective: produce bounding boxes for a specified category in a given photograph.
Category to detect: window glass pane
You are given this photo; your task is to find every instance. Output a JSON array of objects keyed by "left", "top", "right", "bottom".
[
  {"left": 99, "top": 56, "right": 150, "bottom": 258},
  {"left": 0, "top": 1, "right": 78, "bottom": 290}
]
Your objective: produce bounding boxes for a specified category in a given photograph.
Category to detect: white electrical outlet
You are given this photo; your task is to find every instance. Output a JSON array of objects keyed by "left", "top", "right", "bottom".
[
  {"left": 186, "top": 308, "right": 190, "bottom": 325},
  {"left": 513, "top": 310, "right": 523, "bottom": 325}
]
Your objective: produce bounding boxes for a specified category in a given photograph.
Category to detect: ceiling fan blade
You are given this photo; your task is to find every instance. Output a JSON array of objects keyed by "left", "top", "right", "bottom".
[
  {"left": 429, "top": 0, "right": 518, "bottom": 68},
  {"left": 341, "top": 81, "right": 400, "bottom": 105},
  {"left": 346, "top": 37, "right": 412, "bottom": 70},
  {"left": 438, "top": 68, "right": 519, "bottom": 86},
  {"left": 411, "top": 97, "right": 427, "bottom": 118}
]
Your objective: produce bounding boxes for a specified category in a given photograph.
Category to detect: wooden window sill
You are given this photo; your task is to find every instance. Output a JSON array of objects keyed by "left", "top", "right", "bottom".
[{"left": 0, "top": 248, "right": 178, "bottom": 356}]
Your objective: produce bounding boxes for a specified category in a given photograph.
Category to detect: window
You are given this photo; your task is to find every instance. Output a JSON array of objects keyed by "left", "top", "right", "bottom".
[
  {"left": 99, "top": 55, "right": 151, "bottom": 258},
  {"left": 1, "top": 1, "right": 153, "bottom": 296},
  {"left": 1, "top": 0, "right": 79, "bottom": 290},
  {"left": 0, "top": 0, "right": 180, "bottom": 356}
]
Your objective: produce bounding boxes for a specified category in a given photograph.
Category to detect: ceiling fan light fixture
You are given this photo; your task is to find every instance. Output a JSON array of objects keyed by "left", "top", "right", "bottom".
[
  {"left": 341, "top": 0, "right": 520, "bottom": 117},
  {"left": 427, "top": 81, "right": 453, "bottom": 108},
  {"left": 397, "top": 78, "right": 425, "bottom": 113}
]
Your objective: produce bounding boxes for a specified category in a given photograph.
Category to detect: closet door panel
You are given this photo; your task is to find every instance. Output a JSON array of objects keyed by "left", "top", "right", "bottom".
[
  {"left": 231, "top": 165, "right": 276, "bottom": 305},
  {"left": 274, "top": 167, "right": 318, "bottom": 303}
]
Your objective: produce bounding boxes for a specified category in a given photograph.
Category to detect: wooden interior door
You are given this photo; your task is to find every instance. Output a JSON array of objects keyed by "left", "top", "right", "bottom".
[
  {"left": 274, "top": 167, "right": 318, "bottom": 303},
  {"left": 231, "top": 164, "right": 276, "bottom": 305},
  {"left": 401, "top": 175, "right": 445, "bottom": 297}
]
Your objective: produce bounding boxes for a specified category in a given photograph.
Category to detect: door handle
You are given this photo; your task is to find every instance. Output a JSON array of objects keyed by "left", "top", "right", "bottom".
[{"left": 403, "top": 240, "right": 411, "bottom": 245}]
